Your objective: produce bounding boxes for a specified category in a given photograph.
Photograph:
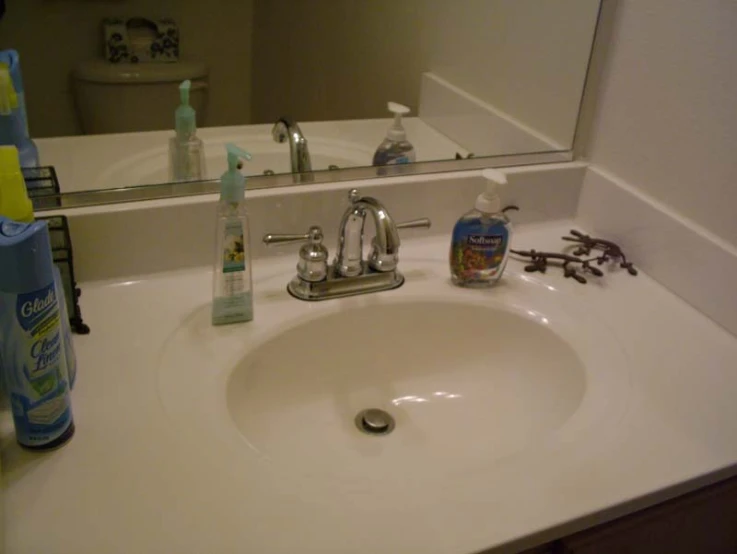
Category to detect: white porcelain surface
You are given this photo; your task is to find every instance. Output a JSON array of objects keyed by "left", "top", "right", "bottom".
[
  {"left": 4, "top": 222, "right": 737, "bottom": 554},
  {"left": 223, "top": 300, "right": 606, "bottom": 479},
  {"left": 36, "top": 118, "right": 467, "bottom": 193},
  {"left": 102, "top": 134, "right": 373, "bottom": 186}
]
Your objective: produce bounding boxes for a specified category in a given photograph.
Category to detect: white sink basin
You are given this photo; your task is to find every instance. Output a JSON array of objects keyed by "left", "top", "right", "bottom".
[
  {"left": 227, "top": 300, "right": 586, "bottom": 477},
  {"left": 157, "top": 259, "right": 629, "bottom": 489}
]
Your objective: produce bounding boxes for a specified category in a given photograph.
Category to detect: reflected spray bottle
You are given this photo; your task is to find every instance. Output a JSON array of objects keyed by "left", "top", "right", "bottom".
[{"left": 169, "top": 79, "right": 206, "bottom": 181}]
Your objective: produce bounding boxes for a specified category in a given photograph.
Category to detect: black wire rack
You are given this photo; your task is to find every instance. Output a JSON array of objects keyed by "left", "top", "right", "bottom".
[{"left": 24, "top": 166, "right": 90, "bottom": 334}]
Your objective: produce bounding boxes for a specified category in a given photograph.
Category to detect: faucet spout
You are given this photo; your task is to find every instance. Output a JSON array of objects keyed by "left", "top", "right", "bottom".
[
  {"left": 272, "top": 117, "right": 312, "bottom": 173},
  {"left": 336, "top": 190, "right": 400, "bottom": 277}
]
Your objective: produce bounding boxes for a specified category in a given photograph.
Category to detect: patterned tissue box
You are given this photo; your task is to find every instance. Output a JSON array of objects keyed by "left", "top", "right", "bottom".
[{"left": 103, "top": 17, "right": 179, "bottom": 63}]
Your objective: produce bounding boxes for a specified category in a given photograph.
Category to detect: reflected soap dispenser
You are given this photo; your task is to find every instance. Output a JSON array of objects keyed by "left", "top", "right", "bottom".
[
  {"left": 450, "top": 169, "right": 512, "bottom": 287},
  {"left": 212, "top": 143, "right": 254, "bottom": 325},
  {"left": 169, "top": 79, "right": 206, "bottom": 182},
  {"left": 372, "top": 102, "right": 416, "bottom": 166}
]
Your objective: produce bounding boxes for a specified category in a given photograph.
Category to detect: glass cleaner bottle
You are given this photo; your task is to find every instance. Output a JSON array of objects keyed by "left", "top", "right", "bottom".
[{"left": 0, "top": 217, "right": 75, "bottom": 450}]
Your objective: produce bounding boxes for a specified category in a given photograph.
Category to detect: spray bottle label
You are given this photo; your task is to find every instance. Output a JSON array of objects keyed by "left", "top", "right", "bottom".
[{"left": 222, "top": 220, "right": 247, "bottom": 294}]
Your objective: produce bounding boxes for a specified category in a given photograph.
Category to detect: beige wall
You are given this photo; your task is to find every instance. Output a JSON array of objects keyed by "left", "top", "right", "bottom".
[
  {"left": 585, "top": 0, "right": 737, "bottom": 246},
  {"left": 251, "top": 0, "right": 426, "bottom": 124},
  {"left": 0, "top": 0, "right": 253, "bottom": 138},
  {"left": 251, "top": 0, "right": 600, "bottom": 146},
  {"left": 0, "top": 0, "right": 600, "bottom": 148},
  {"left": 427, "top": 0, "right": 599, "bottom": 146}
]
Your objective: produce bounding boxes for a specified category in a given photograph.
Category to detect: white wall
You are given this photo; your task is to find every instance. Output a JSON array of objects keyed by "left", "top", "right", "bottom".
[
  {"left": 251, "top": 0, "right": 600, "bottom": 147},
  {"left": 584, "top": 0, "right": 737, "bottom": 246},
  {"left": 0, "top": 0, "right": 253, "bottom": 138},
  {"left": 426, "top": 0, "right": 599, "bottom": 148}
]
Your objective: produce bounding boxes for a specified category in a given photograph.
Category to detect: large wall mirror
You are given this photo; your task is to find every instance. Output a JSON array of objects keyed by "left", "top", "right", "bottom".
[{"left": 0, "top": 0, "right": 601, "bottom": 203}]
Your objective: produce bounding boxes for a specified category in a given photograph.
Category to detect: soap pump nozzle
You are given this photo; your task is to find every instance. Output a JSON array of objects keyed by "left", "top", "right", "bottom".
[
  {"left": 175, "top": 79, "right": 196, "bottom": 141},
  {"left": 386, "top": 101, "right": 410, "bottom": 141},
  {"left": 220, "top": 143, "right": 252, "bottom": 202},
  {"left": 475, "top": 169, "right": 507, "bottom": 213}
]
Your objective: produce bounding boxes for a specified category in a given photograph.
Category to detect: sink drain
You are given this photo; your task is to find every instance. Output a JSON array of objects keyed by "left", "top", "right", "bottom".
[{"left": 355, "top": 408, "right": 395, "bottom": 436}]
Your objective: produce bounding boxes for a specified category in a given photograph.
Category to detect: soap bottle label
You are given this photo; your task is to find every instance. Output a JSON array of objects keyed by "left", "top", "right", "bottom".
[{"left": 451, "top": 226, "right": 509, "bottom": 282}]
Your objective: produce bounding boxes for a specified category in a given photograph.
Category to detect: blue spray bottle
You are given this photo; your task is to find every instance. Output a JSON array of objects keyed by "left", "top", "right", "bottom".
[{"left": 0, "top": 217, "right": 75, "bottom": 449}]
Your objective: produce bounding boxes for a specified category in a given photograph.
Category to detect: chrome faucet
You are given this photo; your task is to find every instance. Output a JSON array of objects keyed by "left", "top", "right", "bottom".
[
  {"left": 271, "top": 117, "right": 312, "bottom": 173},
  {"left": 336, "top": 189, "right": 402, "bottom": 277},
  {"left": 263, "top": 189, "right": 431, "bottom": 301}
]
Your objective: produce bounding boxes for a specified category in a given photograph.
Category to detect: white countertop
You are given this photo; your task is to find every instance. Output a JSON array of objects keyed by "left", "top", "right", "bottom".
[
  {"left": 36, "top": 118, "right": 467, "bottom": 194},
  {"left": 3, "top": 221, "right": 737, "bottom": 554}
]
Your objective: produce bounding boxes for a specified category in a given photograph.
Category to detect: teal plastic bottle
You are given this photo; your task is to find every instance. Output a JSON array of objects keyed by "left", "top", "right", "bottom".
[
  {"left": 169, "top": 79, "right": 206, "bottom": 181},
  {"left": 212, "top": 144, "right": 254, "bottom": 325},
  {"left": 450, "top": 169, "right": 512, "bottom": 287}
]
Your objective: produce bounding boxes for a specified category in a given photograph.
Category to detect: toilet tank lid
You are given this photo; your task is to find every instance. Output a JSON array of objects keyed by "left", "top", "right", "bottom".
[{"left": 74, "top": 60, "right": 208, "bottom": 84}]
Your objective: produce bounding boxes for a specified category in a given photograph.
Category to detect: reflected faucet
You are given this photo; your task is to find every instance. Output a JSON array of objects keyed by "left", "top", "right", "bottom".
[{"left": 271, "top": 117, "right": 312, "bottom": 173}]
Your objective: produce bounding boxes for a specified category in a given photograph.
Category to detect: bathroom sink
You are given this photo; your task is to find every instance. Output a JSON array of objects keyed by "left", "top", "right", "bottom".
[
  {"left": 226, "top": 300, "right": 587, "bottom": 479},
  {"left": 157, "top": 260, "right": 629, "bottom": 489},
  {"left": 97, "top": 133, "right": 373, "bottom": 187}
]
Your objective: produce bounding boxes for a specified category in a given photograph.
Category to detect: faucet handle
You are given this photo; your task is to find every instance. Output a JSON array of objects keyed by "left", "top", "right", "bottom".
[
  {"left": 263, "top": 229, "right": 314, "bottom": 246},
  {"left": 263, "top": 226, "right": 329, "bottom": 283},
  {"left": 368, "top": 218, "right": 432, "bottom": 272},
  {"left": 396, "top": 218, "right": 432, "bottom": 231}
]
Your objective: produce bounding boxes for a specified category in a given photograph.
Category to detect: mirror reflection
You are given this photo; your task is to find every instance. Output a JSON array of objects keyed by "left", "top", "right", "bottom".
[{"left": 0, "top": 0, "right": 600, "bottom": 194}]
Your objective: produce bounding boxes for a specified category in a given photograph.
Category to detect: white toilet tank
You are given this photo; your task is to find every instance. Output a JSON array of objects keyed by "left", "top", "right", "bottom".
[{"left": 73, "top": 60, "right": 209, "bottom": 135}]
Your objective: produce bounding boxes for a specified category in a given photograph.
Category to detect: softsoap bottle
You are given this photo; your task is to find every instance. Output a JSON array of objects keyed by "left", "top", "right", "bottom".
[
  {"left": 450, "top": 169, "right": 512, "bottom": 287},
  {"left": 372, "top": 102, "right": 416, "bottom": 166},
  {"left": 212, "top": 143, "right": 253, "bottom": 325},
  {"left": 169, "top": 79, "right": 206, "bottom": 181}
]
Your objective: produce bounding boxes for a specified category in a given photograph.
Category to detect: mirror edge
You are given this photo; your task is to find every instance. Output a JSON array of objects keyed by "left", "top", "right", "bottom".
[{"left": 35, "top": 150, "right": 573, "bottom": 212}]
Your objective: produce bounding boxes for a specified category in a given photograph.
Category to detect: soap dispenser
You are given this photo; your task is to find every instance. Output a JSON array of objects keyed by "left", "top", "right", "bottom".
[
  {"left": 450, "top": 169, "right": 512, "bottom": 287},
  {"left": 372, "top": 102, "right": 416, "bottom": 166},
  {"left": 169, "top": 79, "right": 206, "bottom": 182},
  {"left": 212, "top": 143, "right": 253, "bottom": 325}
]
